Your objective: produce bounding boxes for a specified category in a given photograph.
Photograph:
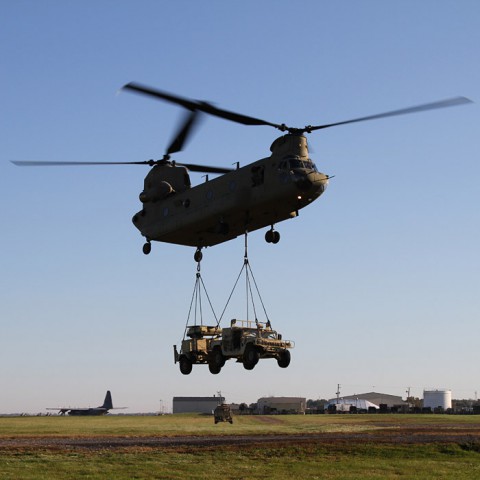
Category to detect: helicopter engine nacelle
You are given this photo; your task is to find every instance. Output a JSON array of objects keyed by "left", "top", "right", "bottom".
[{"left": 139, "top": 181, "right": 173, "bottom": 203}]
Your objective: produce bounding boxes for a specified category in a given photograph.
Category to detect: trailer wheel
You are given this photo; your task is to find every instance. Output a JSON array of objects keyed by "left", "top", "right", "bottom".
[
  {"left": 179, "top": 356, "right": 193, "bottom": 375},
  {"left": 243, "top": 344, "right": 259, "bottom": 370},
  {"left": 277, "top": 349, "right": 291, "bottom": 368}
]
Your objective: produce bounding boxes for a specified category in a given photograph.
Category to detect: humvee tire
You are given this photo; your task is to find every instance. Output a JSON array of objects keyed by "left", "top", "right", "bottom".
[
  {"left": 179, "top": 356, "right": 193, "bottom": 375},
  {"left": 210, "top": 346, "right": 226, "bottom": 368},
  {"left": 208, "top": 362, "right": 221, "bottom": 374},
  {"left": 243, "top": 343, "right": 259, "bottom": 370},
  {"left": 277, "top": 349, "right": 291, "bottom": 368}
]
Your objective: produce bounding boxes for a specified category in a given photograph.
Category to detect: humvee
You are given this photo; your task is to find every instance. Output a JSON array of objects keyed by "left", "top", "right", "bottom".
[
  {"left": 174, "top": 319, "right": 293, "bottom": 375},
  {"left": 214, "top": 403, "right": 233, "bottom": 424}
]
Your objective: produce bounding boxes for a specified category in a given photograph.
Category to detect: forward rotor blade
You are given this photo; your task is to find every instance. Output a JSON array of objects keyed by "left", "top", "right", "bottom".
[
  {"left": 166, "top": 110, "right": 202, "bottom": 156},
  {"left": 308, "top": 96, "right": 473, "bottom": 131},
  {"left": 123, "top": 82, "right": 283, "bottom": 129}
]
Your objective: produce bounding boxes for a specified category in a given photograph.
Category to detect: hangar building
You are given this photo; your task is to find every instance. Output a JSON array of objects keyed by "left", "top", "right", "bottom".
[
  {"left": 334, "top": 392, "right": 407, "bottom": 409},
  {"left": 172, "top": 395, "right": 225, "bottom": 414},
  {"left": 324, "top": 398, "right": 379, "bottom": 412},
  {"left": 256, "top": 397, "right": 306, "bottom": 414}
]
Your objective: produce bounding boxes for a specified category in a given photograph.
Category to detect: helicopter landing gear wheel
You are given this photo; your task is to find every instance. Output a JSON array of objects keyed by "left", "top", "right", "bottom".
[
  {"left": 194, "top": 248, "right": 203, "bottom": 263},
  {"left": 265, "top": 228, "right": 280, "bottom": 244},
  {"left": 142, "top": 241, "right": 151, "bottom": 255}
]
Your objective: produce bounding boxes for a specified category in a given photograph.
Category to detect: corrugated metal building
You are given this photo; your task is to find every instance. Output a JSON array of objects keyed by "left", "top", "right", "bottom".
[
  {"left": 256, "top": 397, "right": 306, "bottom": 414},
  {"left": 324, "top": 398, "right": 379, "bottom": 412},
  {"left": 333, "top": 392, "right": 407, "bottom": 408},
  {"left": 172, "top": 396, "right": 225, "bottom": 414}
]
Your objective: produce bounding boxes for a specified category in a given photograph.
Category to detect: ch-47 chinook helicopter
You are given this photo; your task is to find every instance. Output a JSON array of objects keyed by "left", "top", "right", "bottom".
[{"left": 13, "top": 83, "right": 472, "bottom": 260}]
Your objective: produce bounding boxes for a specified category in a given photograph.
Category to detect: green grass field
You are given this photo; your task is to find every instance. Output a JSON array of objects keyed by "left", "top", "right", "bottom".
[{"left": 0, "top": 414, "right": 479, "bottom": 479}]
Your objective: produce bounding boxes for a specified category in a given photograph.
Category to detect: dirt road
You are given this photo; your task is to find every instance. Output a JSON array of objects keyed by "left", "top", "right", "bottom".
[{"left": 1, "top": 423, "right": 479, "bottom": 451}]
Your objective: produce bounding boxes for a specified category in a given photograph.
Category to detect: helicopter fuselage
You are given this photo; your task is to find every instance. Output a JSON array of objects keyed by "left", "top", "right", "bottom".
[
  {"left": 13, "top": 82, "right": 470, "bottom": 254},
  {"left": 132, "top": 134, "right": 328, "bottom": 248}
]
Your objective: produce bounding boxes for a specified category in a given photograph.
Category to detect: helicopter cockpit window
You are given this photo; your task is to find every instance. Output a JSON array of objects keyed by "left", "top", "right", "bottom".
[
  {"left": 283, "top": 156, "right": 318, "bottom": 172},
  {"left": 307, "top": 159, "right": 318, "bottom": 172},
  {"left": 289, "top": 159, "right": 304, "bottom": 169}
]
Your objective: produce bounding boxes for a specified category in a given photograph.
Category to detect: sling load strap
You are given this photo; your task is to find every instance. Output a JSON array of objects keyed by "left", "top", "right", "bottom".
[
  {"left": 182, "top": 259, "right": 219, "bottom": 341},
  {"left": 218, "top": 232, "right": 271, "bottom": 328}
]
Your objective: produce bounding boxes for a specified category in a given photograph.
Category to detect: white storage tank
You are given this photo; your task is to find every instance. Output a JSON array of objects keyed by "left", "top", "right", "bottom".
[{"left": 423, "top": 389, "right": 452, "bottom": 410}]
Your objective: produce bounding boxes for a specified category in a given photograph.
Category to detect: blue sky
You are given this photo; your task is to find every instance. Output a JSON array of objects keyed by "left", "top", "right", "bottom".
[{"left": 1, "top": 0, "right": 479, "bottom": 413}]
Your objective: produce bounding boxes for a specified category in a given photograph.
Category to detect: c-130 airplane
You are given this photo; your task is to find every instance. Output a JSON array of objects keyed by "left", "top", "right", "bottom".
[{"left": 47, "top": 390, "right": 125, "bottom": 416}]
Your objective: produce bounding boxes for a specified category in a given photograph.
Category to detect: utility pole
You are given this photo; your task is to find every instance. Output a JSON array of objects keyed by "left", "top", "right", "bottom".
[
  {"left": 336, "top": 384, "right": 341, "bottom": 404},
  {"left": 406, "top": 387, "right": 411, "bottom": 400}
]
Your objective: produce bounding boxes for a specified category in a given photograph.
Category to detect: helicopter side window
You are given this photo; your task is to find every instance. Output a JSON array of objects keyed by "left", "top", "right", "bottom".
[{"left": 251, "top": 165, "right": 264, "bottom": 187}]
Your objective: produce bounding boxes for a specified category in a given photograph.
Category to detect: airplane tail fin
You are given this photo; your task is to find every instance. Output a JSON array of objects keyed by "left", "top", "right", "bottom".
[{"left": 101, "top": 390, "right": 113, "bottom": 410}]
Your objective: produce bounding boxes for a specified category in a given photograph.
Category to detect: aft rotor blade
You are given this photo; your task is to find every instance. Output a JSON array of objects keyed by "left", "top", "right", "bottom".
[
  {"left": 12, "top": 159, "right": 232, "bottom": 173},
  {"left": 11, "top": 160, "right": 155, "bottom": 167},
  {"left": 166, "top": 110, "right": 202, "bottom": 156},
  {"left": 123, "top": 82, "right": 283, "bottom": 129},
  {"left": 307, "top": 96, "right": 473, "bottom": 131}
]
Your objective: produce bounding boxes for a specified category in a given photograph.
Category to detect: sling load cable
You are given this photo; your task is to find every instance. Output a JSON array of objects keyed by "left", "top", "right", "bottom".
[
  {"left": 181, "top": 258, "right": 219, "bottom": 344},
  {"left": 217, "top": 232, "right": 272, "bottom": 329}
]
